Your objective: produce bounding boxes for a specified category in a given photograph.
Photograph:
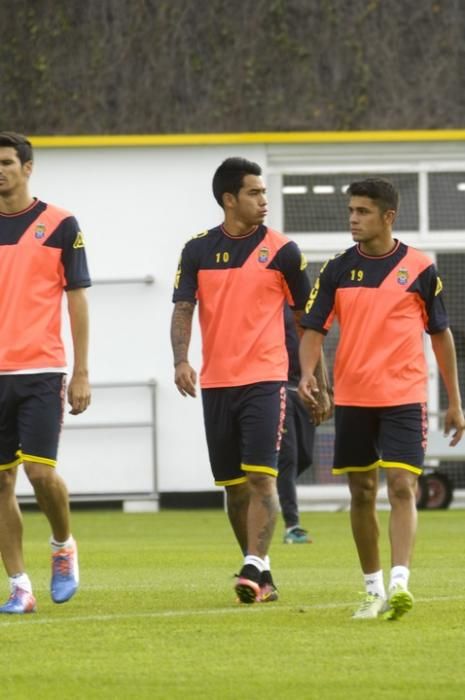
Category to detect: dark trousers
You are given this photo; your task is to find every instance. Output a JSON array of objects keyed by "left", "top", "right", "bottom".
[{"left": 277, "top": 388, "right": 315, "bottom": 528}]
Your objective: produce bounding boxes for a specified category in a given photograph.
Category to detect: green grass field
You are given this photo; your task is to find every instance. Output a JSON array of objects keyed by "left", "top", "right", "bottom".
[{"left": 2, "top": 508, "right": 464, "bottom": 699}]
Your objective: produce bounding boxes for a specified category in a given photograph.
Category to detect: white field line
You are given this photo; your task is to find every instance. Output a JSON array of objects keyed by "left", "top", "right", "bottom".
[{"left": 0, "top": 594, "right": 464, "bottom": 627}]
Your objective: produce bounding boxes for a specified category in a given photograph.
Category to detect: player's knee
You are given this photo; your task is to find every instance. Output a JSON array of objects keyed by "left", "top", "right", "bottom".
[
  {"left": 24, "top": 461, "right": 55, "bottom": 488},
  {"left": 349, "top": 475, "right": 377, "bottom": 506},
  {"left": 225, "top": 481, "right": 249, "bottom": 505},
  {"left": 0, "top": 468, "right": 17, "bottom": 496},
  {"left": 387, "top": 472, "right": 416, "bottom": 502},
  {"left": 247, "top": 471, "right": 276, "bottom": 495}
]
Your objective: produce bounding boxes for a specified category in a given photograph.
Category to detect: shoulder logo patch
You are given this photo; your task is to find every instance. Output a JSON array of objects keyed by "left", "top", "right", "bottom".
[
  {"left": 191, "top": 229, "right": 208, "bottom": 239},
  {"left": 435, "top": 276, "right": 443, "bottom": 296},
  {"left": 300, "top": 253, "right": 308, "bottom": 271},
  {"left": 258, "top": 247, "right": 269, "bottom": 263},
  {"left": 397, "top": 267, "right": 409, "bottom": 285},
  {"left": 73, "top": 231, "right": 85, "bottom": 249}
]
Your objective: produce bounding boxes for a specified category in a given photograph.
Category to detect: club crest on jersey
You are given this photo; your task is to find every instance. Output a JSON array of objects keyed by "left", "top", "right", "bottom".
[
  {"left": 258, "top": 247, "right": 269, "bottom": 263},
  {"left": 397, "top": 267, "right": 409, "bottom": 285},
  {"left": 34, "top": 223, "right": 46, "bottom": 239}
]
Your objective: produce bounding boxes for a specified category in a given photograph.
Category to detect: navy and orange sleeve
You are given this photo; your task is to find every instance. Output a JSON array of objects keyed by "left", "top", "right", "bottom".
[
  {"left": 408, "top": 264, "right": 449, "bottom": 334},
  {"left": 300, "top": 258, "right": 336, "bottom": 334},
  {"left": 60, "top": 218, "right": 91, "bottom": 290},
  {"left": 43, "top": 215, "right": 91, "bottom": 290},
  {"left": 272, "top": 240, "right": 311, "bottom": 309},
  {"left": 172, "top": 238, "right": 199, "bottom": 304}
]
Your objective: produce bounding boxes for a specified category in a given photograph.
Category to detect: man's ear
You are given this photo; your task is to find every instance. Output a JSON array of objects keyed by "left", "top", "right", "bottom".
[
  {"left": 24, "top": 160, "right": 33, "bottom": 177},
  {"left": 222, "top": 192, "right": 235, "bottom": 210},
  {"left": 385, "top": 209, "right": 396, "bottom": 226}
]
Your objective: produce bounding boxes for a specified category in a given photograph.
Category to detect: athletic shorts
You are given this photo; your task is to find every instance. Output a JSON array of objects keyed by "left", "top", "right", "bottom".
[
  {"left": 0, "top": 373, "right": 66, "bottom": 469},
  {"left": 333, "top": 403, "right": 428, "bottom": 476},
  {"left": 201, "top": 381, "right": 286, "bottom": 486}
]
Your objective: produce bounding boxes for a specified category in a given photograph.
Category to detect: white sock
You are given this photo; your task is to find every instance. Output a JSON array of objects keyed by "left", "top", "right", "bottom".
[
  {"left": 10, "top": 573, "right": 33, "bottom": 594},
  {"left": 263, "top": 555, "right": 271, "bottom": 572},
  {"left": 244, "top": 555, "right": 265, "bottom": 573},
  {"left": 389, "top": 565, "right": 410, "bottom": 592},
  {"left": 363, "top": 570, "right": 386, "bottom": 599},
  {"left": 50, "top": 534, "right": 74, "bottom": 551}
]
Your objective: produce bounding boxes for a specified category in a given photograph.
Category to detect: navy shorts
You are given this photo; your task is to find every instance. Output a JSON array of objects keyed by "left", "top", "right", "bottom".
[
  {"left": 201, "top": 381, "right": 286, "bottom": 485},
  {"left": 0, "top": 373, "right": 66, "bottom": 469},
  {"left": 333, "top": 403, "right": 428, "bottom": 476}
]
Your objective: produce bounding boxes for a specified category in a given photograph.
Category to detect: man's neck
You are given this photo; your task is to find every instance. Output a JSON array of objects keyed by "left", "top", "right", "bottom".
[
  {"left": 222, "top": 216, "right": 259, "bottom": 237},
  {"left": 0, "top": 191, "right": 34, "bottom": 215},
  {"left": 359, "top": 236, "right": 397, "bottom": 257}
]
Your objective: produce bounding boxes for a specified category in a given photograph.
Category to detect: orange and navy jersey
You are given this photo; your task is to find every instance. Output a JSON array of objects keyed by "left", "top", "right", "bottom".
[
  {"left": 173, "top": 224, "right": 310, "bottom": 388},
  {"left": 0, "top": 199, "right": 91, "bottom": 371},
  {"left": 301, "top": 241, "right": 449, "bottom": 407}
]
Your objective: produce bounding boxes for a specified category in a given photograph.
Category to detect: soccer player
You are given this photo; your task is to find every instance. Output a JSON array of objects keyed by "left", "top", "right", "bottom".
[
  {"left": 0, "top": 132, "right": 91, "bottom": 614},
  {"left": 171, "top": 157, "right": 330, "bottom": 604},
  {"left": 278, "top": 303, "right": 332, "bottom": 544},
  {"left": 298, "top": 178, "right": 465, "bottom": 620}
]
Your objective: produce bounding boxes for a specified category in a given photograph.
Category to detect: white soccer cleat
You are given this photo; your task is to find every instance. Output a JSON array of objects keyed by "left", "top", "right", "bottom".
[{"left": 352, "top": 592, "right": 386, "bottom": 620}]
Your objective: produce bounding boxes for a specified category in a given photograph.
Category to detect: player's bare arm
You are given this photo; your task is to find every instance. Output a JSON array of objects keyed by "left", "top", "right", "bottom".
[
  {"left": 171, "top": 301, "right": 197, "bottom": 397},
  {"left": 292, "top": 309, "right": 305, "bottom": 339},
  {"left": 298, "top": 329, "right": 325, "bottom": 405},
  {"left": 293, "top": 311, "right": 330, "bottom": 394},
  {"left": 312, "top": 350, "right": 334, "bottom": 426},
  {"left": 293, "top": 310, "right": 329, "bottom": 422},
  {"left": 430, "top": 329, "right": 465, "bottom": 445},
  {"left": 66, "top": 288, "right": 91, "bottom": 415}
]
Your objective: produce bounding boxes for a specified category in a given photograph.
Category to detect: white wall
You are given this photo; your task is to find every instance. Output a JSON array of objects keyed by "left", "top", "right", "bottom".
[
  {"left": 17, "top": 144, "right": 267, "bottom": 497},
  {"left": 16, "top": 137, "right": 464, "bottom": 499}
]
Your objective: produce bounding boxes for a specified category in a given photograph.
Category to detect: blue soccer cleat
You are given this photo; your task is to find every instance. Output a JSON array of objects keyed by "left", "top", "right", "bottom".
[
  {"left": 283, "top": 526, "right": 313, "bottom": 544},
  {"left": 0, "top": 586, "right": 37, "bottom": 614},
  {"left": 51, "top": 537, "right": 80, "bottom": 604}
]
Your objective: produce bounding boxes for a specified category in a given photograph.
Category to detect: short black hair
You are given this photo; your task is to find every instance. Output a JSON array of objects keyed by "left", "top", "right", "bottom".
[
  {"left": 0, "top": 131, "right": 33, "bottom": 164},
  {"left": 212, "top": 157, "right": 262, "bottom": 208},
  {"left": 347, "top": 178, "right": 399, "bottom": 213}
]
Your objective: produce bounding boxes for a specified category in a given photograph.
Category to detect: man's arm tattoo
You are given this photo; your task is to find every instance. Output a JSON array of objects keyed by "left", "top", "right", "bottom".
[{"left": 171, "top": 301, "right": 195, "bottom": 366}]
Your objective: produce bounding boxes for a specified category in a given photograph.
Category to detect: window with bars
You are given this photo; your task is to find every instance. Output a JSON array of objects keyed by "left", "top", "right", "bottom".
[
  {"left": 283, "top": 173, "right": 419, "bottom": 233},
  {"left": 428, "top": 172, "right": 465, "bottom": 231}
]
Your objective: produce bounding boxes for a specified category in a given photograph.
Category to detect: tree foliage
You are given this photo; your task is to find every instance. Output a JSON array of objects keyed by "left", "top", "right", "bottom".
[{"left": 1, "top": 0, "right": 464, "bottom": 134}]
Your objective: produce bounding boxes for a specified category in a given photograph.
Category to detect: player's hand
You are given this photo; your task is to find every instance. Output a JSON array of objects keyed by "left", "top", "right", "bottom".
[
  {"left": 298, "top": 374, "right": 319, "bottom": 406},
  {"left": 443, "top": 406, "right": 465, "bottom": 446},
  {"left": 298, "top": 374, "right": 323, "bottom": 424},
  {"left": 174, "top": 361, "right": 197, "bottom": 398},
  {"left": 312, "top": 387, "right": 334, "bottom": 426},
  {"left": 68, "top": 374, "right": 91, "bottom": 415}
]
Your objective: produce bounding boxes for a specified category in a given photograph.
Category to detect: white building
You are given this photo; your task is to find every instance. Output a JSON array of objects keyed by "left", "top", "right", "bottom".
[{"left": 16, "top": 131, "right": 465, "bottom": 508}]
